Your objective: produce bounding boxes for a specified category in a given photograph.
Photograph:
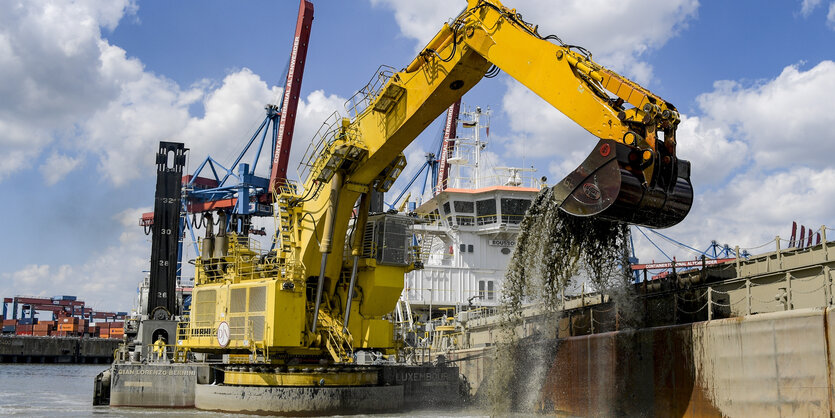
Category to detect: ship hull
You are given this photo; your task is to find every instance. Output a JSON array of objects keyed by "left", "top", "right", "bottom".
[{"left": 449, "top": 307, "right": 835, "bottom": 416}]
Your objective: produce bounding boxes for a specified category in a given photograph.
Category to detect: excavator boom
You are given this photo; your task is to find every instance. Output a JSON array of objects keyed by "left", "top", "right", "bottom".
[
  {"left": 289, "top": 0, "right": 694, "bottom": 349},
  {"left": 183, "top": 0, "right": 693, "bottom": 360}
]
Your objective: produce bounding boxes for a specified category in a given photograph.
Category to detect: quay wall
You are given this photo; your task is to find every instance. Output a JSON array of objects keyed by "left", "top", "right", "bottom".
[{"left": 0, "top": 335, "right": 120, "bottom": 363}]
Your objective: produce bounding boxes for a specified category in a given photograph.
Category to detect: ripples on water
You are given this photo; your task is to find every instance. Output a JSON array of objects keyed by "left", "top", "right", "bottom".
[{"left": 0, "top": 364, "right": 490, "bottom": 417}]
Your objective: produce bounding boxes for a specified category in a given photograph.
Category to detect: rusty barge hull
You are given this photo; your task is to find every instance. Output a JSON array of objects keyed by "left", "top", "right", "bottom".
[{"left": 450, "top": 307, "right": 835, "bottom": 416}]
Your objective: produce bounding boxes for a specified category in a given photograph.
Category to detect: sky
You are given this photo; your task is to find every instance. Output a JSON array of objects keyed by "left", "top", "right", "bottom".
[{"left": 1, "top": 0, "right": 834, "bottom": 312}]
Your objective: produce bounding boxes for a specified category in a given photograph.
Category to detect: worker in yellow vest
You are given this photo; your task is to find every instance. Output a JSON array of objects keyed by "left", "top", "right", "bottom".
[{"left": 153, "top": 336, "right": 166, "bottom": 362}]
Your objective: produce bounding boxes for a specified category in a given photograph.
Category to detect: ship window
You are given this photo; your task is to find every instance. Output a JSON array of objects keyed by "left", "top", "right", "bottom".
[
  {"left": 442, "top": 201, "right": 451, "bottom": 215},
  {"left": 454, "top": 200, "right": 474, "bottom": 213},
  {"left": 487, "top": 281, "right": 495, "bottom": 300},
  {"left": 460, "top": 244, "right": 466, "bottom": 253},
  {"left": 478, "top": 281, "right": 485, "bottom": 300},
  {"left": 476, "top": 199, "right": 497, "bottom": 225},
  {"left": 456, "top": 215, "right": 474, "bottom": 226},
  {"left": 501, "top": 198, "right": 531, "bottom": 224},
  {"left": 468, "top": 244, "right": 474, "bottom": 253}
]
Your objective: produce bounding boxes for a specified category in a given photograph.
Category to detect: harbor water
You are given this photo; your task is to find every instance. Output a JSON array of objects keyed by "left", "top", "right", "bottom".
[
  {"left": 0, "top": 364, "right": 488, "bottom": 417},
  {"left": 0, "top": 364, "right": 213, "bottom": 417}
]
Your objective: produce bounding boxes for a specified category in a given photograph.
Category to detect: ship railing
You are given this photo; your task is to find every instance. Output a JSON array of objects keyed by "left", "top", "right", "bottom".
[
  {"left": 402, "top": 285, "right": 499, "bottom": 305},
  {"left": 435, "top": 172, "right": 546, "bottom": 191},
  {"left": 412, "top": 212, "right": 525, "bottom": 228}
]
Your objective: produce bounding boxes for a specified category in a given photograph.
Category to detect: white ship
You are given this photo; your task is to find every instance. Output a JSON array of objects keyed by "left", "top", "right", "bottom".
[{"left": 398, "top": 103, "right": 544, "bottom": 324}]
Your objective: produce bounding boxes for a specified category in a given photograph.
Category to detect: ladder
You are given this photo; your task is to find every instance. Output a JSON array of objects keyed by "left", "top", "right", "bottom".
[
  {"left": 418, "top": 235, "right": 434, "bottom": 264},
  {"left": 395, "top": 298, "right": 415, "bottom": 332}
]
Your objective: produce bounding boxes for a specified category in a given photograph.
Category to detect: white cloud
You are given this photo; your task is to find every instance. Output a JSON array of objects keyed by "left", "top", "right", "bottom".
[
  {"left": 675, "top": 115, "right": 747, "bottom": 189},
  {"left": 797, "top": 0, "right": 835, "bottom": 29},
  {"left": 0, "top": 207, "right": 148, "bottom": 311},
  {"left": 632, "top": 61, "right": 835, "bottom": 263},
  {"left": 801, "top": 0, "right": 823, "bottom": 16},
  {"left": 0, "top": 0, "right": 137, "bottom": 181},
  {"left": 368, "top": 0, "right": 462, "bottom": 52},
  {"left": 828, "top": 2, "right": 835, "bottom": 28},
  {"left": 371, "top": 0, "right": 698, "bottom": 84},
  {"left": 695, "top": 61, "right": 835, "bottom": 171},
  {"left": 40, "top": 152, "right": 83, "bottom": 185}
]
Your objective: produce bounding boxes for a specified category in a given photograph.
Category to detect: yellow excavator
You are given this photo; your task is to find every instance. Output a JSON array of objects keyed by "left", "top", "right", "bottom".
[{"left": 179, "top": 0, "right": 692, "bottom": 389}]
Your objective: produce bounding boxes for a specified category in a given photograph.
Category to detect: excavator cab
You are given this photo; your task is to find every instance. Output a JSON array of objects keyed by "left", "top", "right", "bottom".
[{"left": 552, "top": 138, "right": 693, "bottom": 229}]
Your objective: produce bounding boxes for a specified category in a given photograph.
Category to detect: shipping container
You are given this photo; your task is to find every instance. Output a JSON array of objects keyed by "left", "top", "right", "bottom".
[
  {"left": 3, "top": 319, "right": 17, "bottom": 326},
  {"left": 57, "top": 323, "right": 84, "bottom": 332},
  {"left": 15, "top": 325, "right": 33, "bottom": 335},
  {"left": 2, "top": 325, "right": 15, "bottom": 333}
]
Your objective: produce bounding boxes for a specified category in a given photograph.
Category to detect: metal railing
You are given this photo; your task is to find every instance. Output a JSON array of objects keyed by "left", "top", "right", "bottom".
[
  {"left": 297, "top": 112, "right": 342, "bottom": 187},
  {"left": 195, "top": 234, "right": 282, "bottom": 285},
  {"left": 412, "top": 212, "right": 526, "bottom": 228},
  {"left": 344, "top": 65, "right": 397, "bottom": 120}
]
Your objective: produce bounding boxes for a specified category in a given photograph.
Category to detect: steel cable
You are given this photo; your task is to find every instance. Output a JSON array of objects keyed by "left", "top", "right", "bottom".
[
  {"left": 740, "top": 238, "right": 777, "bottom": 251},
  {"left": 675, "top": 291, "right": 707, "bottom": 302},
  {"left": 676, "top": 301, "right": 708, "bottom": 314},
  {"left": 791, "top": 283, "right": 826, "bottom": 295}
]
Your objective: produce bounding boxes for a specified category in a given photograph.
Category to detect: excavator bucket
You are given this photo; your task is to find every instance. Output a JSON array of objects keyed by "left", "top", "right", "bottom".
[{"left": 552, "top": 139, "right": 693, "bottom": 229}]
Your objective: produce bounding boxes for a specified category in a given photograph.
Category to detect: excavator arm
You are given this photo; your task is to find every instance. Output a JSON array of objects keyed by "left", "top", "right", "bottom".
[
  {"left": 298, "top": 0, "right": 692, "bottom": 289},
  {"left": 288, "top": 0, "right": 693, "bottom": 353},
  {"left": 182, "top": 0, "right": 693, "bottom": 359}
]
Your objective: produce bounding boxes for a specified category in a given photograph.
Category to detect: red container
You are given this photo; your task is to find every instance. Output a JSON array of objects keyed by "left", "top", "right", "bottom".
[
  {"left": 2, "top": 319, "right": 17, "bottom": 326},
  {"left": 15, "top": 325, "right": 33, "bottom": 335}
]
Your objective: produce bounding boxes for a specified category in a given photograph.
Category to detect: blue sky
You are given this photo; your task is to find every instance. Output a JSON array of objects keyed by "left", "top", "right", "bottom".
[{"left": 1, "top": 0, "right": 834, "bottom": 311}]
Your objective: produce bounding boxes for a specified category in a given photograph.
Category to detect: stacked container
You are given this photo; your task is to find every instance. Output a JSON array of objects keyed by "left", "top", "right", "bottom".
[
  {"left": 56, "top": 317, "right": 83, "bottom": 336},
  {"left": 109, "top": 321, "right": 125, "bottom": 339},
  {"left": 99, "top": 322, "right": 110, "bottom": 339},
  {"left": 33, "top": 321, "right": 55, "bottom": 336},
  {"left": 15, "top": 324, "right": 33, "bottom": 335},
  {"left": 2, "top": 319, "right": 16, "bottom": 334}
]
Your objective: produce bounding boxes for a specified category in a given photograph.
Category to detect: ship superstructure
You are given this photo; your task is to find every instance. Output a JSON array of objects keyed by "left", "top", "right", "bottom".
[{"left": 402, "top": 104, "right": 543, "bottom": 321}]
